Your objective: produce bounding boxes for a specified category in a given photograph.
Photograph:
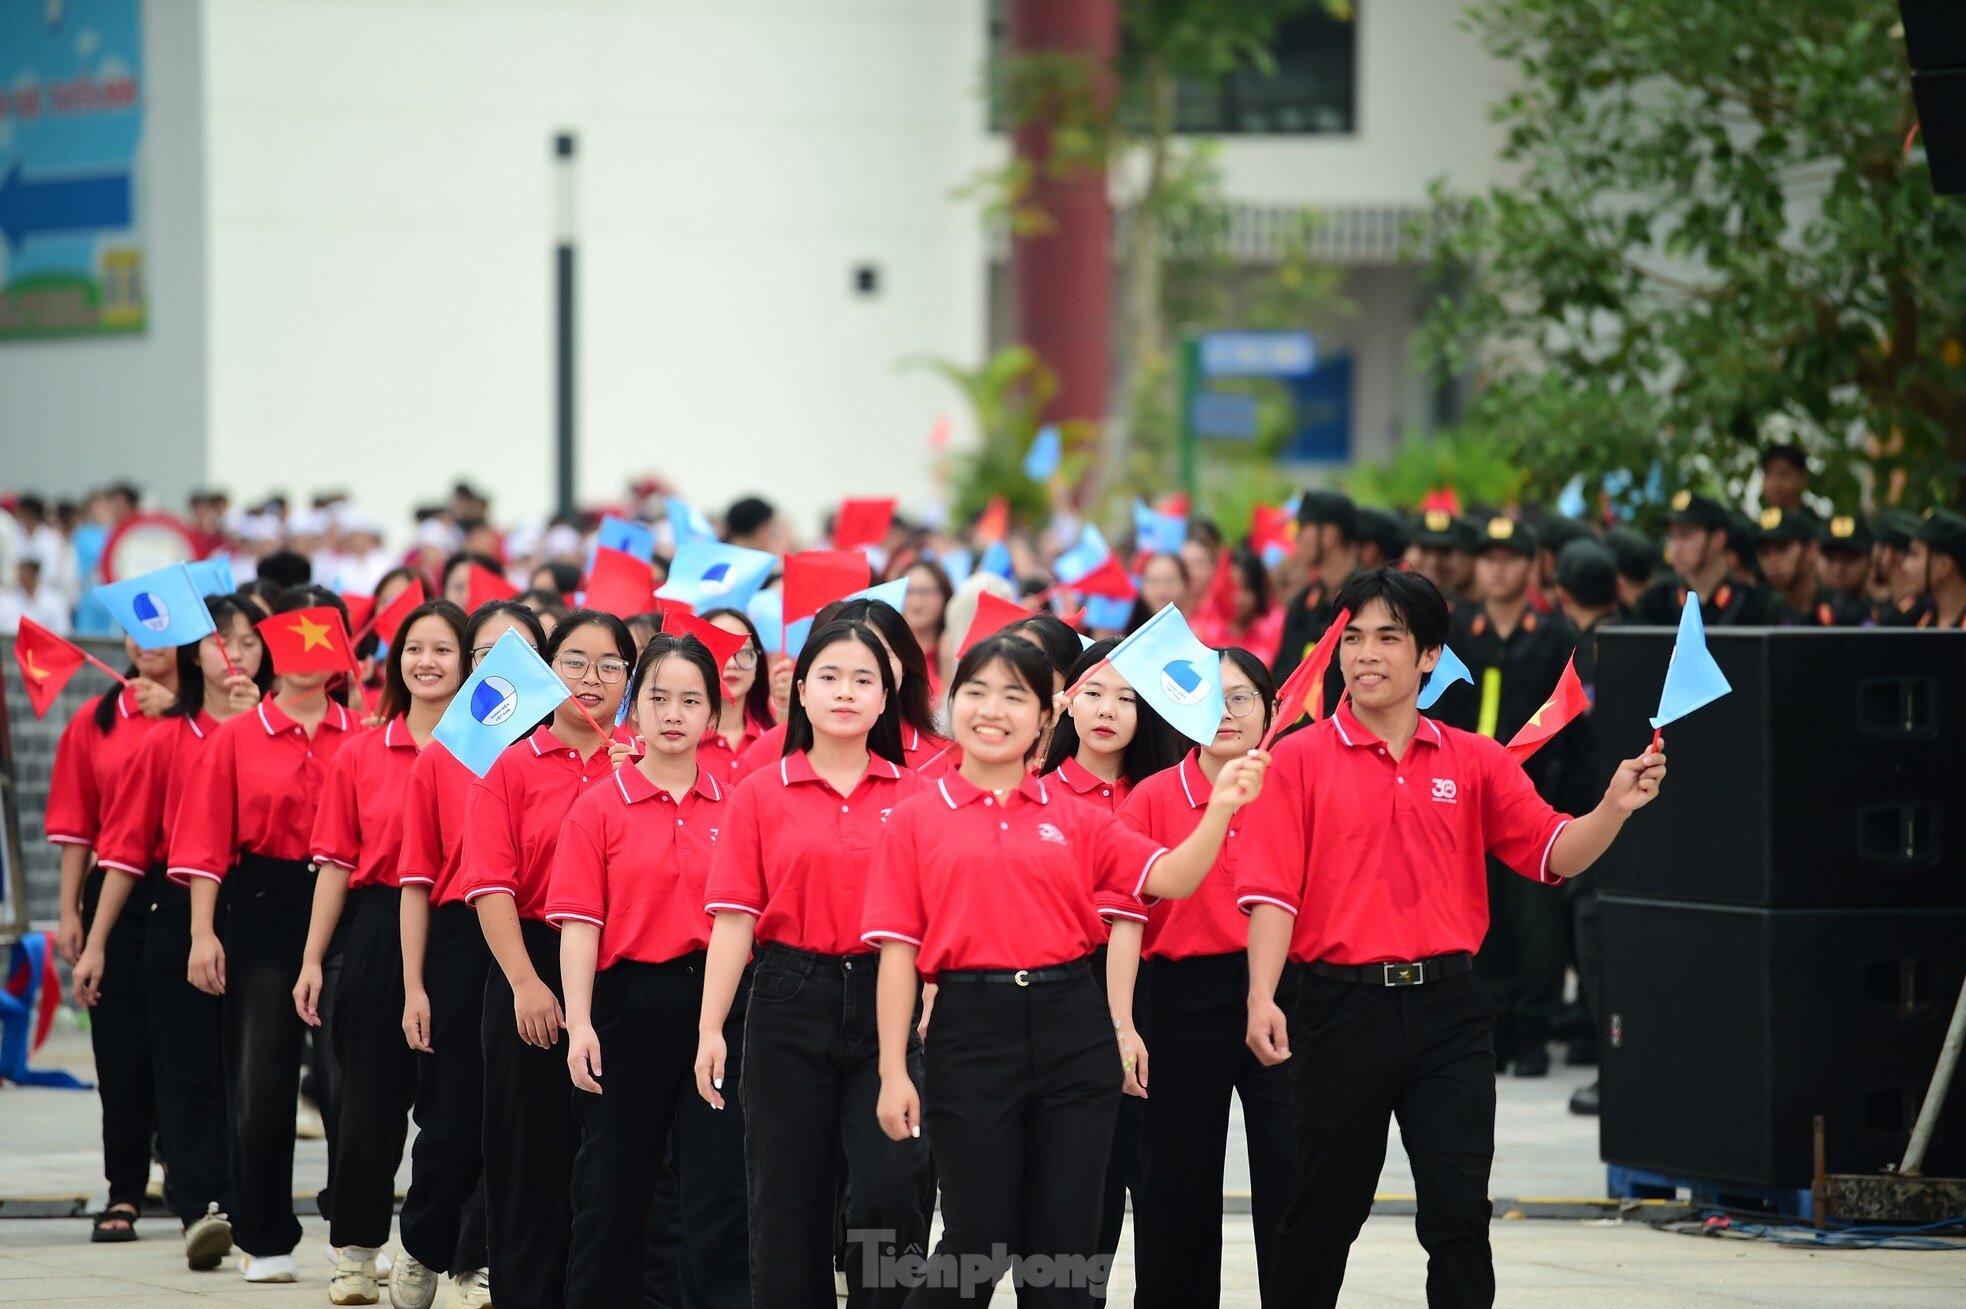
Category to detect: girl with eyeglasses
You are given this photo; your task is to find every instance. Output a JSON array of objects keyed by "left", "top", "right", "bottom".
[
  {"left": 461, "top": 609, "right": 637, "bottom": 1309},
  {"left": 1105, "top": 648, "right": 1296, "bottom": 1308},
  {"left": 395, "top": 600, "right": 545, "bottom": 1309},
  {"left": 694, "top": 606, "right": 774, "bottom": 784}
]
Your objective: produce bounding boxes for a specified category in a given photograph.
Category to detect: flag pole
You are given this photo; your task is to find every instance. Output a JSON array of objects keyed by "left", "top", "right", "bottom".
[
  {"left": 78, "top": 649, "right": 133, "bottom": 688},
  {"left": 1060, "top": 658, "right": 1110, "bottom": 701}
]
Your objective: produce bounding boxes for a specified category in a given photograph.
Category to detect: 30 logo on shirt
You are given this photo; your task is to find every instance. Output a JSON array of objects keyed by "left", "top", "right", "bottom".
[
  {"left": 1430, "top": 778, "right": 1458, "bottom": 804},
  {"left": 1036, "top": 823, "right": 1067, "bottom": 846}
]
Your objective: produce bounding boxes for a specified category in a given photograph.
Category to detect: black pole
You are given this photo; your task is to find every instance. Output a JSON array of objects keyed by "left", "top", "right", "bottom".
[{"left": 554, "top": 131, "right": 577, "bottom": 521}]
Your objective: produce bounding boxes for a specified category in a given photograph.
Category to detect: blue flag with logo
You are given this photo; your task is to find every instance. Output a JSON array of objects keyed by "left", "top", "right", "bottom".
[
  {"left": 1054, "top": 525, "right": 1112, "bottom": 586},
  {"left": 1134, "top": 500, "right": 1187, "bottom": 555},
  {"left": 664, "top": 498, "right": 716, "bottom": 547},
  {"left": 1650, "top": 592, "right": 1732, "bottom": 728},
  {"left": 783, "top": 576, "right": 910, "bottom": 657},
  {"left": 186, "top": 557, "right": 236, "bottom": 598},
  {"left": 95, "top": 564, "right": 219, "bottom": 650},
  {"left": 747, "top": 587, "right": 785, "bottom": 656},
  {"left": 656, "top": 540, "right": 775, "bottom": 613},
  {"left": 1103, "top": 603, "right": 1223, "bottom": 745},
  {"left": 1022, "top": 424, "right": 1063, "bottom": 481},
  {"left": 1082, "top": 593, "right": 1135, "bottom": 632},
  {"left": 596, "top": 515, "right": 655, "bottom": 564},
  {"left": 1417, "top": 643, "right": 1472, "bottom": 711},
  {"left": 433, "top": 630, "right": 572, "bottom": 777}
]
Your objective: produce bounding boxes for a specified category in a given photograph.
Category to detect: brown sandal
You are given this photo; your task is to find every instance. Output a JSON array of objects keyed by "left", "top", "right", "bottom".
[{"left": 91, "top": 1203, "right": 139, "bottom": 1243}]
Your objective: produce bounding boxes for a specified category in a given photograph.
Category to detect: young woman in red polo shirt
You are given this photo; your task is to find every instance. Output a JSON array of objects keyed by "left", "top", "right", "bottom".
[
  {"left": 864, "top": 633, "right": 1268, "bottom": 1306},
  {"left": 396, "top": 600, "right": 545, "bottom": 1309},
  {"left": 462, "top": 608, "right": 636, "bottom": 1309},
  {"left": 546, "top": 632, "right": 746, "bottom": 1307},
  {"left": 46, "top": 632, "right": 175, "bottom": 1245},
  {"left": 694, "top": 606, "right": 774, "bottom": 783},
  {"left": 291, "top": 599, "right": 468, "bottom": 1305},
  {"left": 695, "top": 619, "right": 927, "bottom": 1309},
  {"left": 174, "top": 586, "right": 363, "bottom": 1284},
  {"left": 74, "top": 595, "right": 267, "bottom": 1266},
  {"left": 1105, "top": 647, "right": 1295, "bottom": 1308}
]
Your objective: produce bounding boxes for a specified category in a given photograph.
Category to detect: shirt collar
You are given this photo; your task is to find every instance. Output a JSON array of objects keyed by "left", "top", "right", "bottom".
[
  {"left": 258, "top": 697, "right": 352, "bottom": 737},
  {"left": 1051, "top": 755, "right": 1116, "bottom": 797},
  {"left": 1331, "top": 701, "right": 1442, "bottom": 752},
  {"left": 188, "top": 708, "right": 217, "bottom": 740},
  {"left": 614, "top": 761, "right": 722, "bottom": 806},
  {"left": 382, "top": 717, "right": 418, "bottom": 750},
  {"left": 1176, "top": 749, "right": 1209, "bottom": 809},
  {"left": 116, "top": 687, "right": 139, "bottom": 719},
  {"left": 779, "top": 749, "right": 904, "bottom": 788},
  {"left": 936, "top": 769, "right": 1050, "bottom": 810}
]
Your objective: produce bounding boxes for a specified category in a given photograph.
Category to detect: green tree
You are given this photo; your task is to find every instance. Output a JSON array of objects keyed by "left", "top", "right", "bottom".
[{"left": 1421, "top": 0, "right": 1966, "bottom": 516}]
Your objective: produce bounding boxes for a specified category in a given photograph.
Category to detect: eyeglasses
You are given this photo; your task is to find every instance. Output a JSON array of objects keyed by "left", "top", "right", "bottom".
[
  {"left": 471, "top": 645, "right": 497, "bottom": 665},
  {"left": 555, "top": 654, "right": 630, "bottom": 684},
  {"left": 728, "top": 647, "right": 759, "bottom": 670},
  {"left": 1223, "top": 691, "right": 1264, "bottom": 719}
]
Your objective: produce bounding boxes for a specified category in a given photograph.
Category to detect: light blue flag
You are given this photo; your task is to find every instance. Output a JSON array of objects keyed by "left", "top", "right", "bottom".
[
  {"left": 664, "top": 498, "right": 716, "bottom": 546},
  {"left": 1650, "top": 593, "right": 1731, "bottom": 728},
  {"left": 656, "top": 540, "right": 776, "bottom": 613},
  {"left": 1134, "top": 500, "right": 1187, "bottom": 555},
  {"left": 979, "top": 541, "right": 1015, "bottom": 582},
  {"left": 1417, "top": 643, "right": 1472, "bottom": 711},
  {"left": 1022, "top": 424, "right": 1063, "bottom": 482},
  {"left": 596, "top": 515, "right": 655, "bottom": 564},
  {"left": 1104, "top": 604, "right": 1224, "bottom": 745},
  {"left": 747, "top": 587, "right": 785, "bottom": 656},
  {"left": 1054, "top": 525, "right": 1112, "bottom": 586},
  {"left": 1556, "top": 475, "right": 1588, "bottom": 520},
  {"left": 432, "top": 630, "right": 572, "bottom": 777},
  {"left": 1082, "top": 593, "right": 1135, "bottom": 632},
  {"left": 186, "top": 557, "right": 236, "bottom": 598},
  {"left": 783, "top": 577, "right": 910, "bottom": 658},
  {"left": 937, "top": 548, "right": 974, "bottom": 586},
  {"left": 95, "top": 564, "right": 219, "bottom": 650}
]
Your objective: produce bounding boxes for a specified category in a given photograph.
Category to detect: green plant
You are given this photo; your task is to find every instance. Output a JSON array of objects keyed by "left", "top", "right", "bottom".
[{"left": 1341, "top": 429, "right": 1526, "bottom": 510}]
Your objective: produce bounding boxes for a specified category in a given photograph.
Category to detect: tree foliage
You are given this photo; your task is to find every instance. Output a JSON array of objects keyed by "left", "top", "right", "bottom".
[{"left": 1421, "top": 0, "right": 1966, "bottom": 513}]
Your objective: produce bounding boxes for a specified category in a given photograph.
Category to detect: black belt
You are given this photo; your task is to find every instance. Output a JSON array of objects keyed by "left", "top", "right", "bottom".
[
  {"left": 758, "top": 941, "right": 875, "bottom": 975},
  {"left": 938, "top": 957, "right": 1093, "bottom": 987},
  {"left": 1308, "top": 952, "right": 1473, "bottom": 988}
]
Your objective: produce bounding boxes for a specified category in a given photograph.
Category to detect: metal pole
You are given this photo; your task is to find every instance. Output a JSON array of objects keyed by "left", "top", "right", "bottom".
[
  {"left": 553, "top": 132, "right": 578, "bottom": 522},
  {"left": 1178, "top": 334, "right": 1199, "bottom": 502},
  {"left": 1901, "top": 973, "right": 1966, "bottom": 1176}
]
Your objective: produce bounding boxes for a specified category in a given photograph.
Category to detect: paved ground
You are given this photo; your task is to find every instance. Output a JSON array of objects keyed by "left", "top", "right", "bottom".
[{"left": 5, "top": 1017, "right": 1961, "bottom": 1306}]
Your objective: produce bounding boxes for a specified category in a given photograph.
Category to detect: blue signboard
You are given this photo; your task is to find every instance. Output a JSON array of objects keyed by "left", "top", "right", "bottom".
[
  {"left": 1191, "top": 390, "right": 1259, "bottom": 441},
  {"left": 1199, "top": 331, "right": 1315, "bottom": 379},
  {"left": 0, "top": 0, "right": 145, "bottom": 340}
]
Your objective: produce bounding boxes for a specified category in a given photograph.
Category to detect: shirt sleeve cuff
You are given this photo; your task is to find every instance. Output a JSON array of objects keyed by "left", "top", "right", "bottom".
[
  {"left": 704, "top": 901, "right": 763, "bottom": 918},
  {"left": 1098, "top": 901, "right": 1149, "bottom": 925},
  {"left": 311, "top": 854, "right": 356, "bottom": 873},
  {"left": 96, "top": 858, "right": 149, "bottom": 877},
  {"left": 396, "top": 874, "right": 435, "bottom": 887},
  {"left": 1534, "top": 817, "right": 1572, "bottom": 885},
  {"left": 544, "top": 910, "right": 604, "bottom": 928},
  {"left": 1129, "top": 847, "right": 1172, "bottom": 901},
  {"left": 462, "top": 884, "right": 517, "bottom": 905},
  {"left": 167, "top": 866, "right": 224, "bottom": 887},
  {"left": 861, "top": 928, "right": 923, "bottom": 948},
  {"left": 1236, "top": 892, "right": 1299, "bottom": 917},
  {"left": 45, "top": 832, "right": 93, "bottom": 847}
]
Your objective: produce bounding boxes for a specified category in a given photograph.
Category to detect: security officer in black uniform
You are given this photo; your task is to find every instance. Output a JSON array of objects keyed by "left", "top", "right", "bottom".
[
  {"left": 1402, "top": 509, "right": 1464, "bottom": 602},
  {"left": 1273, "top": 490, "right": 1359, "bottom": 685},
  {"left": 1604, "top": 527, "right": 1661, "bottom": 614},
  {"left": 1636, "top": 492, "right": 1781, "bottom": 625},
  {"left": 1872, "top": 510, "right": 1932, "bottom": 626},
  {"left": 1753, "top": 507, "right": 1869, "bottom": 627},
  {"left": 1354, "top": 506, "right": 1408, "bottom": 572},
  {"left": 1906, "top": 510, "right": 1966, "bottom": 630},
  {"left": 1816, "top": 514, "right": 1878, "bottom": 624},
  {"left": 1533, "top": 515, "right": 1596, "bottom": 597},
  {"left": 1437, "top": 515, "right": 1585, "bottom": 1077}
]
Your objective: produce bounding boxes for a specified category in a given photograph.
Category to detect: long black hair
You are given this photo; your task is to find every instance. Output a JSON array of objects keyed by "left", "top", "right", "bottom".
[
  {"left": 782, "top": 620, "right": 905, "bottom": 766},
  {"left": 168, "top": 595, "right": 275, "bottom": 719},
  {"left": 948, "top": 633, "right": 1057, "bottom": 764},
  {"left": 269, "top": 585, "right": 353, "bottom": 705},
  {"left": 376, "top": 599, "right": 470, "bottom": 721},
  {"left": 826, "top": 598, "right": 939, "bottom": 744},
  {"left": 93, "top": 646, "right": 143, "bottom": 732},
  {"left": 465, "top": 599, "right": 548, "bottom": 664},
  {"left": 697, "top": 606, "right": 775, "bottom": 729},
  {"left": 1005, "top": 613, "right": 1081, "bottom": 690},
  {"left": 543, "top": 608, "right": 636, "bottom": 666},
  {"left": 626, "top": 632, "right": 723, "bottom": 727},
  {"left": 1039, "top": 638, "right": 1184, "bottom": 783}
]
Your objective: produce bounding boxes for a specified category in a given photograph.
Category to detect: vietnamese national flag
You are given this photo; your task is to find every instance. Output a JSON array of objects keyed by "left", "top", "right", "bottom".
[
  {"left": 1250, "top": 503, "right": 1296, "bottom": 559},
  {"left": 1261, "top": 607, "right": 1350, "bottom": 749},
  {"left": 13, "top": 618, "right": 89, "bottom": 719},
  {"left": 339, "top": 593, "right": 376, "bottom": 638},
  {"left": 582, "top": 546, "right": 656, "bottom": 620},
  {"left": 833, "top": 498, "right": 897, "bottom": 553},
  {"left": 1506, "top": 656, "right": 1590, "bottom": 765},
  {"left": 784, "top": 550, "right": 871, "bottom": 624},
  {"left": 973, "top": 496, "right": 1010, "bottom": 546},
  {"left": 259, "top": 606, "right": 358, "bottom": 677},
  {"left": 466, "top": 562, "right": 518, "bottom": 613},
  {"left": 367, "top": 578, "right": 428, "bottom": 646}
]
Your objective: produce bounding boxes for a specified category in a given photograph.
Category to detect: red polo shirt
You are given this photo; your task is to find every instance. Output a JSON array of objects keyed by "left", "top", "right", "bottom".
[
  {"left": 310, "top": 717, "right": 422, "bottom": 891},
  {"left": 734, "top": 721, "right": 949, "bottom": 783},
  {"left": 1119, "top": 751, "right": 1248, "bottom": 960},
  {"left": 45, "top": 690, "right": 166, "bottom": 849},
  {"left": 95, "top": 711, "right": 216, "bottom": 877},
  {"left": 861, "top": 771, "right": 1170, "bottom": 979},
  {"left": 461, "top": 726, "right": 624, "bottom": 921},
  {"left": 169, "top": 699, "right": 362, "bottom": 884},
  {"left": 705, "top": 751, "right": 923, "bottom": 955},
  {"left": 696, "top": 714, "right": 767, "bottom": 787},
  {"left": 1235, "top": 703, "right": 1572, "bottom": 966},
  {"left": 396, "top": 742, "right": 476, "bottom": 905},
  {"left": 545, "top": 763, "right": 725, "bottom": 970},
  {"left": 1043, "top": 755, "right": 1133, "bottom": 815}
]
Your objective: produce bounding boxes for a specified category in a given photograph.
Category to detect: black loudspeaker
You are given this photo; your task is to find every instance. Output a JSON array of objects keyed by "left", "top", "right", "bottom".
[
  {"left": 1592, "top": 628, "right": 1966, "bottom": 908},
  {"left": 1599, "top": 896, "right": 1966, "bottom": 1188},
  {"left": 1902, "top": 0, "right": 1966, "bottom": 72},
  {"left": 1904, "top": 1, "right": 1966, "bottom": 195}
]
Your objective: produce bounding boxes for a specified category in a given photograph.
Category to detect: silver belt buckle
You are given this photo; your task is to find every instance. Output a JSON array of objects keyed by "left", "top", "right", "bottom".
[
  {"left": 1382, "top": 961, "right": 1424, "bottom": 987},
  {"left": 1014, "top": 969, "right": 1030, "bottom": 987}
]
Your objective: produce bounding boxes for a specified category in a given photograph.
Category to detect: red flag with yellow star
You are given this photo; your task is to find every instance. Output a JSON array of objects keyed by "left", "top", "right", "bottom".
[
  {"left": 258, "top": 606, "right": 358, "bottom": 677},
  {"left": 1505, "top": 655, "right": 1590, "bottom": 765},
  {"left": 13, "top": 617, "right": 89, "bottom": 718}
]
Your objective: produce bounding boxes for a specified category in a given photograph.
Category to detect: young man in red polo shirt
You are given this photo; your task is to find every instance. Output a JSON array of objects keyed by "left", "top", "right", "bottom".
[{"left": 1238, "top": 568, "right": 1666, "bottom": 1309}]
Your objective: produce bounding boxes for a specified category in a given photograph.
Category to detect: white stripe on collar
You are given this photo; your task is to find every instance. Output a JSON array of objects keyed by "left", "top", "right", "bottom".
[{"left": 937, "top": 778, "right": 957, "bottom": 810}]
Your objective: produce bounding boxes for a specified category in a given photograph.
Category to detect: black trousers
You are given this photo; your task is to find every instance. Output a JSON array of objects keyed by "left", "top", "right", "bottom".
[
  {"left": 1273, "top": 969, "right": 1498, "bottom": 1309},
  {"left": 1133, "top": 953, "right": 1297, "bottom": 1309},
  {"left": 1086, "top": 946, "right": 1139, "bottom": 1304},
  {"left": 482, "top": 918, "right": 580, "bottom": 1309},
  {"left": 400, "top": 900, "right": 491, "bottom": 1275},
  {"left": 145, "top": 875, "right": 232, "bottom": 1227},
  {"left": 741, "top": 944, "right": 931, "bottom": 1309},
  {"left": 1568, "top": 880, "right": 1601, "bottom": 1041},
  {"left": 908, "top": 968, "right": 1120, "bottom": 1308},
  {"left": 327, "top": 886, "right": 417, "bottom": 1250},
  {"left": 668, "top": 972, "right": 750, "bottom": 1309},
  {"left": 311, "top": 920, "right": 348, "bottom": 1220},
  {"left": 80, "top": 864, "right": 159, "bottom": 1212},
  {"left": 220, "top": 854, "right": 316, "bottom": 1258},
  {"left": 1474, "top": 860, "right": 1565, "bottom": 1032}
]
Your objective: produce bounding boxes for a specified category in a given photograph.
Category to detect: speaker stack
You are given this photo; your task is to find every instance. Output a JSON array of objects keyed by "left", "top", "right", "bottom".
[
  {"left": 1904, "top": 0, "right": 1966, "bottom": 196},
  {"left": 1592, "top": 627, "right": 1966, "bottom": 1190}
]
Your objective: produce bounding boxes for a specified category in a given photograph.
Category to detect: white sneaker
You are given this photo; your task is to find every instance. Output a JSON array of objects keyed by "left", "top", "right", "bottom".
[
  {"left": 330, "top": 1247, "right": 381, "bottom": 1305},
  {"left": 327, "top": 1246, "right": 395, "bottom": 1282},
  {"left": 240, "top": 1253, "right": 299, "bottom": 1283},
  {"left": 440, "top": 1268, "right": 492, "bottom": 1309},
  {"left": 184, "top": 1203, "right": 233, "bottom": 1271},
  {"left": 296, "top": 1095, "right": 326, "bottom": 1140},
  {"left": 389, "top": 1249, "right": 439, "bottom": 1309}
]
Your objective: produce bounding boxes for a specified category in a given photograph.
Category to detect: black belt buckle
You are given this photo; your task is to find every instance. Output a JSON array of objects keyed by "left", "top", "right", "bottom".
[{"left": 1382, "top": 960, "right": 1425, "bottom": 987}]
